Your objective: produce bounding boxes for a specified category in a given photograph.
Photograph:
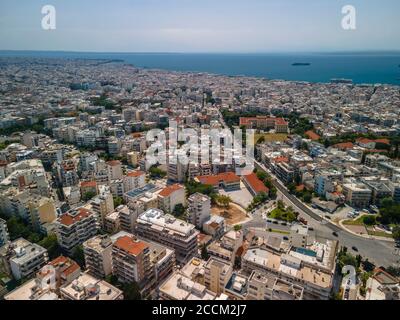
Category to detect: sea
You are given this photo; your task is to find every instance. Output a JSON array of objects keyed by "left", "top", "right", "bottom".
[{"left": 1, "top": 51, "right": 400, "bottom": 85}]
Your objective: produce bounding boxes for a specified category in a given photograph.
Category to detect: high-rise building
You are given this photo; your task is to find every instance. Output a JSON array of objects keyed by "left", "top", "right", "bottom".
[
  {"left": 55, "top": 208, "right": 99, "bottom": 255},
  {"left": 83, "top": 235, "right": 113, "bottom": 279},
  {"left": 135, "top": 209, "right": 199, "bottom": 263},
  {"left": 187, "top": 193, "right": 211, "bottom": 228}
]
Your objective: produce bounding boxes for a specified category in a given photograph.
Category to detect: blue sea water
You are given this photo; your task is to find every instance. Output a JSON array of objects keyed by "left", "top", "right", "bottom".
[{"left": 1, "top": 51, "right": 400, "bottom": 85}]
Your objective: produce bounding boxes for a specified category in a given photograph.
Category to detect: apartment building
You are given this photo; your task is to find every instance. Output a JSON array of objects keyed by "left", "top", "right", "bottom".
[
  {"left": 342, "top": 183, "right": 372, "bottom": 208},
  {"left": 2, "top": 238, "right": 48, "bottom": 280},
  {"left": 274, "top": 162, "right": 295, "bottom": 185},
  {"left": 60, "top": 273, "right": 123, "bottom": 300},
  {"left": 119, "top": 203, "right": 144, "bottom": 233},
  {"left": 123, "top": 170, "right": 145, "bottom": 193},
  {"left": 242, "top": 248, "right": 333, "bottom": 300},
  {"left": 187, "top": 193, "right": 211, "bottom": 228},
  {"left": 246, "top": 270, "right": 304, "bottom": 300},
  {"left": 112, "top": 235, "right": 153, "bottom": 284},
  {"left": 207, "top": 230, "right": 243, "bottom": 263},
  {"left": 135, "top": 209, "right": 199, "bottom": 263},
  {"left": 204, "top": 258, "right": 233, "bottom": 295},
  {"left": 158, "top": 270, "right": 228, "bottom": 300},
  {"left": 157, "top": 184, "right": 186, "bottom": 214},
  {"left": 107, "top": 160, "right": 123, "bottom": 180},
  {"left": 55, "top": 208, "right": 99, "bottom": 255},
  {"left": 83, "top": 235, "right": 113, "bottom": 279},
  {"left": 90, "top": 188, "right": 114, "bottom": 224},
  {"left": 203, "top": 215, "right": 225, "bottom": 239}
]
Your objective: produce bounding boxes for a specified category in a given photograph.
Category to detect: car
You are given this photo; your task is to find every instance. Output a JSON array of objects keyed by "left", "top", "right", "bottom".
[
  {"left": 332, "top": 232, "right": 339, "bottom": 237},
  {"left": 352, "top": 246, "right": 358, "bottom": 252},
  {"left": 273, "top": 221, "right": 279, "bottom": 225},
  {"left": 308, "top": 227, "right": 314, "bottom": 231},
  {"left": 283, "top": 236, "right": 289, "bottom": 241},
  {"left": 281, "top": 222, "right": 287, "bottom": 226}
]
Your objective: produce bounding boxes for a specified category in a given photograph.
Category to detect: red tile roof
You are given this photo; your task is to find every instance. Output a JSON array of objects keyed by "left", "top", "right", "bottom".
[
  {"left": 305, "top": 130, "right": 320, "bottom": 141},
  {"left": 127, "top": 171, "right": 145, "bottom": 178},
  {"left": 80, "top": 181, "right": 97, "bottom": 188},
  {"left": 243, "top": 173, "right": 269, "bottom": 194},
  {"left": 113, "top": 236, "right": 148, "bottom": 256},
  {"left": 58, "top": 208, "right": 93, "bottom": 226},
  {"left": 333, "top": 142, "right": 354, "bottom": 150},
  {"left": 158, "top": 184, "right": 184, "bottom": 197},
  {"left": 273, "top": 156, "right": 289, "bottom": 163},
  {"left": 107, "top": 160, "right": 121, "bottom": 167},
  {"left": 196, "top": 172, "right": 240, "bottom": 186}
]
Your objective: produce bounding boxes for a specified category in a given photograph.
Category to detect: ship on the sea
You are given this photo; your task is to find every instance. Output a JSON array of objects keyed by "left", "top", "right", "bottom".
[
  {"left": 292, "top": 62, "right": 311, "bottom": 66},
  {"left": 330, "top": 78, "right": 353, "bottom": 84}
]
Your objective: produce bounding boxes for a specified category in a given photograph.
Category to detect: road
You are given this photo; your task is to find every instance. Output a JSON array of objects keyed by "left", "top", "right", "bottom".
[{"left": 217, "top": 109, "right": 399, "bottom": 267}]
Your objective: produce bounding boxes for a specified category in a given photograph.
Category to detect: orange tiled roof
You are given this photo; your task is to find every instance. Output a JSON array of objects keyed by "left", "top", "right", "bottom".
[
  {"left": 158, "top": 184, "right": 183, "bottom": 197},
  {"left": 80, "top": 181, "right": 97, "bottom": 188},
  {"left": 196, "top": 172, "right": 240, "bottom": 186},
  {"left": 127, "top": 171, "right": 145, "bottom": 178},
  {"left": 58, "top": 208, "right": 93, "bottom": 226},
  {"left": 107, "top": 160, "right": 121, "bottom": 166},
  {"left": 333, "top": 142, "right": 354, "bottom": 150},
  {"left": 113, "top": 236, "right": 148, "bottom": 256},
  {"left": 305, "top": 130, "right": 320, "bottom": 141},
  {"left": 243, "top": 173, "right": 269, "bottom": 194}
]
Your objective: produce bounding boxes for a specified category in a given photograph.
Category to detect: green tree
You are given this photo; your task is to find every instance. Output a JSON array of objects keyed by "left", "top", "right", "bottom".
[
  {"left": 38, "top": 234, "right": 61, "bottom": 260},
  {"left": 173, "top": 204, "right": 186, "bottom": 218},
  {"left": 122, "top": 282, "right": 142, "bottom": 300},
  {"left": 393, "top": 226, "right": 400, "bottom": 242},
  {"left": 82, "top": 191, "right": 96, "bottom": 202},
  {"left": 113, "top": 196, "right": 124, "bottom": 208},
  {"left": 72, "top": 245, "right": 85, "bottom": 267},
  {"left": 363, "top": 215, "right": 376, "bottom": 226},
  {"left": 201, "top": 244, "right": 209, "bottom": 260}
]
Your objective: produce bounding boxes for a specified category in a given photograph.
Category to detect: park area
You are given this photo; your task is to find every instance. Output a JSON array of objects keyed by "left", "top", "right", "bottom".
[
  {"left": 267, "top": 201, "right": 298, "bottom": 223},
  {"left": 211, "top": 203, "right": 250, "bottom": 226},
  {"left": 342, "top": 214, "right": 393, "bottom": 239}
]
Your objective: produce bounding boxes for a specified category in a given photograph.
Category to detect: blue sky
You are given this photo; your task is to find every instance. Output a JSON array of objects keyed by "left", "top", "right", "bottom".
[{"left": 0, "top": 0, "right": 399, "bottom": 52}]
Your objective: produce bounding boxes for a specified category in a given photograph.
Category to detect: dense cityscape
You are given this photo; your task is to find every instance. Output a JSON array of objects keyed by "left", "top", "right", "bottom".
[{"left": 0, "top": 56, "right": 400, "bottom": 302}]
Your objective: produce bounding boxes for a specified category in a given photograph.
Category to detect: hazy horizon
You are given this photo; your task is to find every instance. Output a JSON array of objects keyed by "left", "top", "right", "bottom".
[{"left": 1, "top": 0, "right": 400, "bottom": 53}]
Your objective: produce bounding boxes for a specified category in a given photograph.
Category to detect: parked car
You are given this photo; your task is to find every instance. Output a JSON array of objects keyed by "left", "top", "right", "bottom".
[
  {"left": 352, "top": 246, "right": 358, "bottom": 252},
  {"left": 332, "top": 232, "right": 339, "bottom": 237}
]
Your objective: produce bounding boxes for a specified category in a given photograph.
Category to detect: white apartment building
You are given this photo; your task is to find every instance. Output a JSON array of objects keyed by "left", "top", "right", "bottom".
[
  {"left": 342, "top": 183, "right": 372, "bottom": 208},
  {"left": 123, "top": 170, "right": 145, "bottom": 193},
  {"left": 157, "top": 184, "right": 186, "bottom": 214},
  {"left": 135, "top": 209, "right": 199, "bottom": 263},
  {"left": 55, "top": 208, "right": 100, "bottom": 255},
  {"left": 188, "top": 193, "right": 211, "bottom": 229},
  {"left": 5, "top": 238, "right": 48, "bottom": 280}
]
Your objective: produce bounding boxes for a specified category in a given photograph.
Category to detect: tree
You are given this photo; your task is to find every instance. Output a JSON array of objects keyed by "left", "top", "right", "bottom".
[
  {"left": 201, "top": 244, "right": 209, "bottom": 260},
  {"left": 393, "top": 226, "right": 400, "bottom": 242},
  {"left": 149, "top": 166, "right": 167, "bottom": 179},
  {"left": 234, "top": 224, "right": 242, "bottom": 231},
  {"left": 256, "top": 171, "right": 267, "bottom": 181},
  {"left": 173, "top": 204, "right": 186, "bottom": 218},
  {"left": 82, "top": 191, "right": 96, "bottom": 202},
  {"left": 216, "top": 195, "right": 231, "bottom": 208},
  {"left": 39, "top": 234, "right": 61, "bottom": 260},
  {"left": 122, "top": 282, "right": 142, "bottom": 300},
  {"left": 72, "top": 245, "right": 85, "bottom": 267},
  {"left": 113, "top": 196, "right": 124, "bottom": 208},
  {"left": 363, "top": 215, "right": 376, "bottom": 226},
  {"left": 302, "top": 192, "right": 312, "bottom": 203}
]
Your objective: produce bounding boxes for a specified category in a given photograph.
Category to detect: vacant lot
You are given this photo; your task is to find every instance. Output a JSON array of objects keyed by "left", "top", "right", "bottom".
[
  {"left": 211, "top": 203, "right": 249, "bottom": 225},
  {"left": 255, "top": 133, "right": 288, "bottom": 144}
]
